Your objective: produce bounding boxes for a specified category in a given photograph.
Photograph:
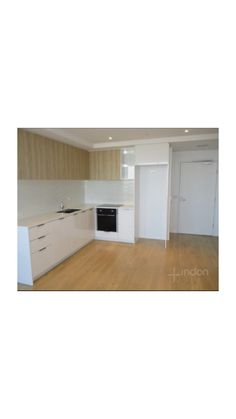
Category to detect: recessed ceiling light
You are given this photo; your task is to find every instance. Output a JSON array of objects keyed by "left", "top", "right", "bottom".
[
  {"left": 184, "top": 129, "right": 189, "bottom": 133},
  {"left": 108, "top": 136, "right": 112, "bottom": 140}
]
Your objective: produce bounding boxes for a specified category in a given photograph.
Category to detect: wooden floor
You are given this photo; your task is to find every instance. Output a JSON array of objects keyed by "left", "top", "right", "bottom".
[{"left": 18, "top": 234, "right": 218, "bottom": 291}]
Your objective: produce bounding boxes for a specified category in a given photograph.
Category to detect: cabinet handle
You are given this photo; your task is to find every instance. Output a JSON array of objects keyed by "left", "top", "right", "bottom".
[
  {"left": 39, "top": 246, "right": 47, "bottom": 252},
  {"left": 37, "top": 223, "right": 45, "bottom": 227},
  {"left": 38, "top": 235, "right": 46, "bottom": 240},
  {"left": 59, "top": 217, "right": 64, "bottom": 220}
]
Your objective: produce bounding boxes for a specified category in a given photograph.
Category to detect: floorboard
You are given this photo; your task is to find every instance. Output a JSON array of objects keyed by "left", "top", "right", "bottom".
[{"left": 18, "top": 234, "right": 218, "bottom": 291}]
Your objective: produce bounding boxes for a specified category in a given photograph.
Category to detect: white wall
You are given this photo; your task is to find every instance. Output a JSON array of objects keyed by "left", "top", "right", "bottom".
[
  {"left": 84, "top": 180, "right": 134, "bottom": 204},
  {"left": 212, "top": 170, "right": 218, "bottom": 236},
  {"left": 170, "top": 149, "right": 218, "bottom": 235},
  {"left": 135, "top": 143, "right": 169, "bottom": 165},
  {"left": 166, "top": 147, "right": 173, "bottom": 240},
  {"left": 18, "top": 180, "right": 85, "bottom": 218}
]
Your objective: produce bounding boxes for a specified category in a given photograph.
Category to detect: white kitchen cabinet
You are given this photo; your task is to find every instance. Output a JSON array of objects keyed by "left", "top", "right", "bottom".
[
  {"left": 70, "top": 212, "right": 84, "bottom": 252},
  {"left": 78, "top": 208, "right": 95, "bottom": 246},
  {"left": 118, "top": 207, "right": 135, "bottom": 243},
  {"left": 68, "top": 209, "right": 94, "bottom": 252},
  {"left": 31, "top": 244, "right": 53, "bottom": 278},
  {"left": 51, "top": 216, "right": 72, "bottom": 264},
  {"left": 87, "top": 208, "right": 95, "bottom": 242},
  {"left": 18, "top": 208, "right": 96, "bottom": 285},
  {"left": 29, "top": 223, "right": 50, "bottom": 241},
  {"left": 29, "top": 222, "right": 54, "bottom": 279},
  {"left": 18, "top": 222, "right": 54, "bottom": 285},
  {"left": 135, "top": 143, "right": 169, "bottom": 166},
  {"left": 51, "top": 210, "right": 95, "bottom": 264},
  {"left": 30, "top": 235, "right": 51, "bottom": 253},
  {"left": 120, "top": 147, "right": 135, "bottom": 179},
  {"left": 18, "top": 227, "right": 34, "bottom": 285},
  {"left": 79, "top": 210, "right": 88, "bottom": 246}
]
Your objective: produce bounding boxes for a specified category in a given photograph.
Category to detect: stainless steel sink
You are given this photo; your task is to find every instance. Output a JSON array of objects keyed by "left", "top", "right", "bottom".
[{"left": 57, "top": 208, "right": 81, "bottom": 214}]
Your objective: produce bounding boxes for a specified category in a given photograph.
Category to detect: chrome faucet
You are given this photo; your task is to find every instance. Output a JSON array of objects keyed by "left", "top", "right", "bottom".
[{"left": 60, "top": 201, "right": 65, "bottom": 211}]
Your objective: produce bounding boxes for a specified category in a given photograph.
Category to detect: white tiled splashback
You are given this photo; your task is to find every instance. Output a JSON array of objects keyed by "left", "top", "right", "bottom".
[
  {"left": 84, "top": 180, "right": 135, "bottom": 204},
  {"left": 18, "top": 180, "right": 135, "bottom": 219},
  {"left": 18, "top": 180, "right": 85, "bottom": 218}
]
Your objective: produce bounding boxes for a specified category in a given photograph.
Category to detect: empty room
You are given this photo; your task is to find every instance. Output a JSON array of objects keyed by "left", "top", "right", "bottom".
[{"left": 17, "top": 128, "right": 218, "bottom": 291}]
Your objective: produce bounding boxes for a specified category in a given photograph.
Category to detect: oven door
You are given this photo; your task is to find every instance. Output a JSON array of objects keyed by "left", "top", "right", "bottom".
[{"left": 97, "top": 208, "right": 117, "bottom": 232}]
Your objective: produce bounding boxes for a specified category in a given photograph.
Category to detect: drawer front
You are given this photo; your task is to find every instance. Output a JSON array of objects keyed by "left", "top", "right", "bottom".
[
  {"left": 31, "top": 245, "right": 52, "bottom": 279},
  {"left": 29, "top": 223, "right": 50, "bottom": 241},
  {"left": 30, "top": 235, "right": 51, "bottom": 254}
]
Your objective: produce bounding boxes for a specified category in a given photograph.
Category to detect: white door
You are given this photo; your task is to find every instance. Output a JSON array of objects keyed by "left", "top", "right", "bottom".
[
  {"left": 178, "top": 161, "right": 217, "bottom": 235},
  {"left": 138, "top": 165, "right": 168, "bottom": 240}
]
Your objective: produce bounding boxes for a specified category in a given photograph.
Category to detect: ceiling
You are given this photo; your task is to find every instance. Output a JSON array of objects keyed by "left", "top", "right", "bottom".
[
  {"left": 171, "top": 139, "right": 218, "bottom": 151},
  {"left": 25, "top": 128, "right": 218, "bottom": 150}
]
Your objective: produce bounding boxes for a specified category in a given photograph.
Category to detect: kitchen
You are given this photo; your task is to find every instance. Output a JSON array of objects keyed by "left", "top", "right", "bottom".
[{"left": 17, "top": 128, "right": 218, "bottom": 291}]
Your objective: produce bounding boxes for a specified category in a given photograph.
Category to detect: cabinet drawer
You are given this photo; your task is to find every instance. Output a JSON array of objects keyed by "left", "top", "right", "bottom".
[
  {"left": 31, "top": 245, "right": 52, "bottom": 279},
  {"left": 29, "top": 223, "right": 50, "bottom": 241},
  {"left": 30, "top": 235, "right": 51, "bottom": 254}
]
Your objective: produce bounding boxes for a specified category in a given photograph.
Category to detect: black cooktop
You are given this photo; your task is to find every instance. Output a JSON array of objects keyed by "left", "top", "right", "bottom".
[{"left": 97, "top": 204, "right": 123, "bottom": 208}]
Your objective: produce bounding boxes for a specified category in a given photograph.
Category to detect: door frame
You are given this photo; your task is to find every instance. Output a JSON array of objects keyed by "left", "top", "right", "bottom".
[{"left": 177, "top": 159, "right": 218, "bottom": 235}]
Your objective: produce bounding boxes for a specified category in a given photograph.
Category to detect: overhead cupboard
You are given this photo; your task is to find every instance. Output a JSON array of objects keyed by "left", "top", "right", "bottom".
[
  {"left": 18, "top": 129, "right": 135, "bottom": 181},
  {"left": 18, "top": 129, "right": 89, "bottom": 180},
  {"left": 89, "top": 149, "right": 121, "bottom": 180},
  {"left": 86, "top": 147, "right": 135, "bottom": 180}
]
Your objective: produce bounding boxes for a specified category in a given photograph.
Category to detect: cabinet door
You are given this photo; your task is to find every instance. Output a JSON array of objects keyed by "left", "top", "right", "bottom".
[
  {"left": 120, "top": 148, "right": 135, "bottom": 179},
  {"left": 118, "top": 208, "right": 135, "bottom": 243},
  {"left": 70, "top": 212, "right": 84, "bottom": 252},
  {"left": 18, "top": 129, "right": 89, "bottom": 180},
  {"left": 78, "top": 211, "right": 89, "bottom": 246},
  {"left": 31, "top": 245, "right": 53, "bottom": 279},
  {"left": 78, "top": 209, "right": 95, "bottom": 245},
  {"left": 89, "top": 150, "right": 120, "bottom": 180},
  {"left": 51, "top": 217, "right": 71, "bottom": 263},
  {"left": 87, "top": 208, "right": 95, "bottom": 241}
]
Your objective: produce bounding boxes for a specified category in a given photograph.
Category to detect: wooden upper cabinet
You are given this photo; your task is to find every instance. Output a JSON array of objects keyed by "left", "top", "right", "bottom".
[
  {"left": 18, "top": 129, "right": 89, "bottom": 180},
  {"left": 89, "top": 150, "right": 121, "bottom": 180}
]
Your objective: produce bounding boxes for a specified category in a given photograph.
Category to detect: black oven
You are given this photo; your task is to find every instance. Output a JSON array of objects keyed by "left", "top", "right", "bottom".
[{"left": 97, "top": 208, "right": 117, "bottom": 232}]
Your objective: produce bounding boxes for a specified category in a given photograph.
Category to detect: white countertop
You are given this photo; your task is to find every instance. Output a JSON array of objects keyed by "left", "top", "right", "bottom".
[
  {"left": 18, "top": 203, "right": 134, "bottom": 228},
  {"left": 18, "top": 204, "right": 94, "bottom": 228}
]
